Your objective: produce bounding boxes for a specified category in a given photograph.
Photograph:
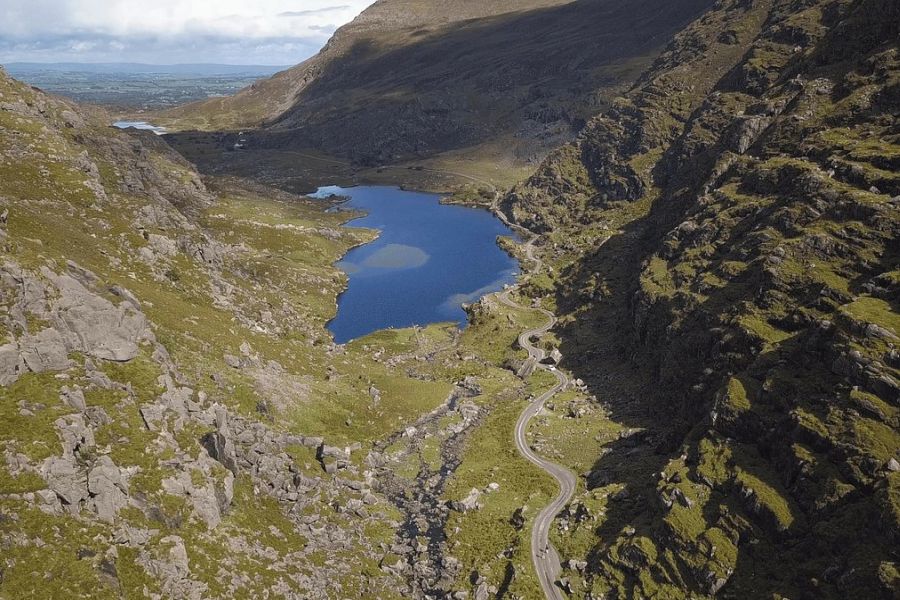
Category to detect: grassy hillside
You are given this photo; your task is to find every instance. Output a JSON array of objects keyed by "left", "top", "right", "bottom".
[
  {"left": 157, "top": 0, "right": 576, "bottom": 133},
  {"left": 159, "top": 0, "right": 714, "bottom": 189},
  {"left": 501, "top": 0, "right": 899, "bottom": 596}
]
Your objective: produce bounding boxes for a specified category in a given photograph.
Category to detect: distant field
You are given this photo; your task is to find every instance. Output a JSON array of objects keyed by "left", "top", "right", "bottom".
[{"left": 3, "top": 63, "right": 288, "bottom": 110}]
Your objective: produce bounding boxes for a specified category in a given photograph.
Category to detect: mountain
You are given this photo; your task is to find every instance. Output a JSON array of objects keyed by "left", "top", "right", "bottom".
[
  {"left": 160, "top": 0, "right": 714, "bottom": 177},
  {"left": 501, "top": 0, "right": 899, "bottom": 596},
  {"left": 1, "top": 0, "right": 897, "bottom": 597}
]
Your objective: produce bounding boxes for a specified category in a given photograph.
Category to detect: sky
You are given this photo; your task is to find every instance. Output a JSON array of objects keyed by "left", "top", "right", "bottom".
[{"left": 0, "top": 1, "right": 375, "bottom": 65}]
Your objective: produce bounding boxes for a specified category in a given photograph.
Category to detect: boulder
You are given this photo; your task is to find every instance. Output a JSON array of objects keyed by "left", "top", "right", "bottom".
[
  {"left": 42, "top": 456, "right": 88, "bottom": 508},
  {"left": 318, "top": 444, "right": 350, "bottom": 462},
  {"left": 0, "top": 343, "right": 26, "bottom": 385},
  {"left": 35, "top": 488, "right": 63, "bottom": 515},
  {"left": 140, "top": 404, "right": 166, "bottom": 431},
  {"left": 18, "top": 328, "right": 71, "bottom": 373},
  {"left": 60, "top": 386, "right": 87, "bottom": 411},
  {"left": 55, "top": 414, "right": 95, "bottom": 458},
  {"left": 147, "top": 234, "right": 178, "bottom": 257},
  {"left": 88, "top": 456, "right": 129, "bottom": 523},
  {"left": 449, "top": 488, "right": 482, "bottom": 513},
  {"left": 549, "top": 348, "right": 563, "bottom": 364},
  {"left": 139, "top": 535, "right": 207, "bottom": 599},
  {"left": 162, "top": 468, "right": 225, "bottom": 531}
]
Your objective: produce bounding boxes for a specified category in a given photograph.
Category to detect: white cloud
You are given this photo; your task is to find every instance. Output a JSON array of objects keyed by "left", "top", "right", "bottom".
[{"left": 0, "top": 0, "right": 373, "bottom": 64}]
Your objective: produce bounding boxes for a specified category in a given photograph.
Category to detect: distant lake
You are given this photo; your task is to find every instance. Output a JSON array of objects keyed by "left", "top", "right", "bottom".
[
  {"left": 113, "top": 121, "right": 166, "bottom": 135},
  {"left": 315, "top": 186, "right": 519, "bottom": 343}
]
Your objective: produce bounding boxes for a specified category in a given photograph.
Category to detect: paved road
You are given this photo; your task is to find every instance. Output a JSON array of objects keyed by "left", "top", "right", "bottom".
[{"left": 497, "top": 235, "right": 577, "bottom": 600}]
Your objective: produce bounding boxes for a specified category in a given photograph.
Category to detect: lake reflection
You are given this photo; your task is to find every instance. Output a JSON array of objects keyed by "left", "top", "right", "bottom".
[{"left": 316, "top": 186, "right": 519, "bottom": 343}]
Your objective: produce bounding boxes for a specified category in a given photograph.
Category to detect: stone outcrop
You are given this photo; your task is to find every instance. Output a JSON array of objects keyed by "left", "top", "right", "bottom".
[
  {"left": 0, "top": 262, "right": 153, "bottom": 385},
  {"left": 88, "top": 456, "right": 130, "bottom": 523}
]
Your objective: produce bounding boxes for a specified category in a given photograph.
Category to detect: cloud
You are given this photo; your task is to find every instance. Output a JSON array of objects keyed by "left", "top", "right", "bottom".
[
  {"left": 0, "top": 1, "right": 373, "bottom": 64},
  {"left": 309, "top": 24, "right": 338, "bottom": 33},
  {"left": 279, "top": 6, "right": 351, "bottom": 17}
]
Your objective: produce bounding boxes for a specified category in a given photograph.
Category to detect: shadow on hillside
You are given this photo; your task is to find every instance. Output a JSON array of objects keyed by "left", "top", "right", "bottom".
[
  {"left": 545, "top": 209, "right": 687, "bottom": 583},
  {"left": 168, "top": 0, "right": 714, "bottom": 174}
]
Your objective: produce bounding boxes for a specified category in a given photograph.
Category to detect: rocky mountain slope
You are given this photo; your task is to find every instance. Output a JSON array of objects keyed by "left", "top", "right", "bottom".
[
  {"left": 160, "top": 0, "right": 713, "bottom": 173},
  {"left": 501, "top": 0, "right": 899, "bottom": 596}
]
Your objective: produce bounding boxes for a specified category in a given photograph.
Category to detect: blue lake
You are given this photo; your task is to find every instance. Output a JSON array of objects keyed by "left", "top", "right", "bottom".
[{"left": 314, "top": 186, "right": 519, "bottom": 343}]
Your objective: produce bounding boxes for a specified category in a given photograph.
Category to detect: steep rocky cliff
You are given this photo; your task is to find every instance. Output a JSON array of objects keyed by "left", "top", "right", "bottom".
[{"left": 504, "top": 0, "right": 899, "bottom": 596}]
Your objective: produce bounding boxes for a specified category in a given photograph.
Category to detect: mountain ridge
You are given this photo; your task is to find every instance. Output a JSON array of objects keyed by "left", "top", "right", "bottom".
[
  {"left": 499, "top": 0, "right": 899, "bottom": 595},
  {"left": 160, "top": 0, "right": 714, "bottom": 185}
]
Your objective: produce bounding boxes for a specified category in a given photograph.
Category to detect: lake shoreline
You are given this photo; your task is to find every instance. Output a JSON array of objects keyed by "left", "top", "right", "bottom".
[{"left": 314, "top": 185, "right": 520, "bottom": 344}]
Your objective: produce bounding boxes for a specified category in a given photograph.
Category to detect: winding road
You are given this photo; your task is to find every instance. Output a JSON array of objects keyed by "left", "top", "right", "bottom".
[{"left": 495, "top": 229, "right": 577, "bottom": 600}]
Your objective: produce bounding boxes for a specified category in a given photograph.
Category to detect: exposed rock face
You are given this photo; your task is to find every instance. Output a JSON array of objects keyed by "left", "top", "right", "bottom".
[
  {"left": 42, "top": 456, "right": 89, "bottom": 510},
  {"left": 138, "top": 535, "right": 207, "bottom": 600},
  {"left": 17, "top": 328, "right": 71, "bottom": 375},
  {"left": 0, "top": 262, "right": 153, "bottom": 385},
  {"left": 48, "top": 268, "right": 150, "bottom": 362},
  {"left": 88, "top": 456, "right": 130, "bottom": 523}
]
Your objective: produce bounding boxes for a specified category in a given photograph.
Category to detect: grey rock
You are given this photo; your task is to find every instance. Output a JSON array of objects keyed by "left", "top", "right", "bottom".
[
  {"left": 109, "top": 285, "right": 142, "bottom": 310},
  {"left": 55, "top": 414, "right": 95, "bottom": 458},
  {"left": 60, "top": 386, "right": 87, "bottom": 411},
  {"left": 60, "top": 110, "right": 85, "bottom": 129},
  {"left": 65, "top": 260, "right": 100, "bottom": 287},
  {"left": 46, "top": 269, "right": 151, "bottom": 362},
  {"left": 112, "top": 524, "right": 156, "bottom": 547},
  {"left": 147, "top": 234, "right": 178, "bottom": 257},
  {"left": 42, "top": 456, "right": 88, "bottom": 508},
  {"left": 449, "top": 488, "right": 482, "bottom": 513},
  {"left": 201, "top": 431, "right": 238, "bottom": 475},
  {"left": 474, "top": 580, "right": 489, "bottom": 600},
  {"left": 84, "top": 406, "right": 112, "bottom": 428},
  {"left": 318, "top": 444, "right": 350, "bottom": 461},
  {"left": 162, "top": 469, "right": 223, "bottom": 530},
  {"left": 866, "top": 323, "right": 898, "bottom": 341},
  {"left": 85, "top": 368, "right": 116, "bottom": 389},
  {"left": 0, "top": 343, "right": 26, "bottom": 385},
  {"left": 19, "top": 328, "right": 71, "bottom": 373},
  {"left": 88, "top": 456, "right": 129, "bottom": 523},
  {"left": 36, "top": 488, "right": 63, "bottom": 515},
  {"left": 139, "top": 535, "right": 207, "bottom": 599},
  {"left": 140, "top": 404, "right": 166, "bottom": 431}
]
